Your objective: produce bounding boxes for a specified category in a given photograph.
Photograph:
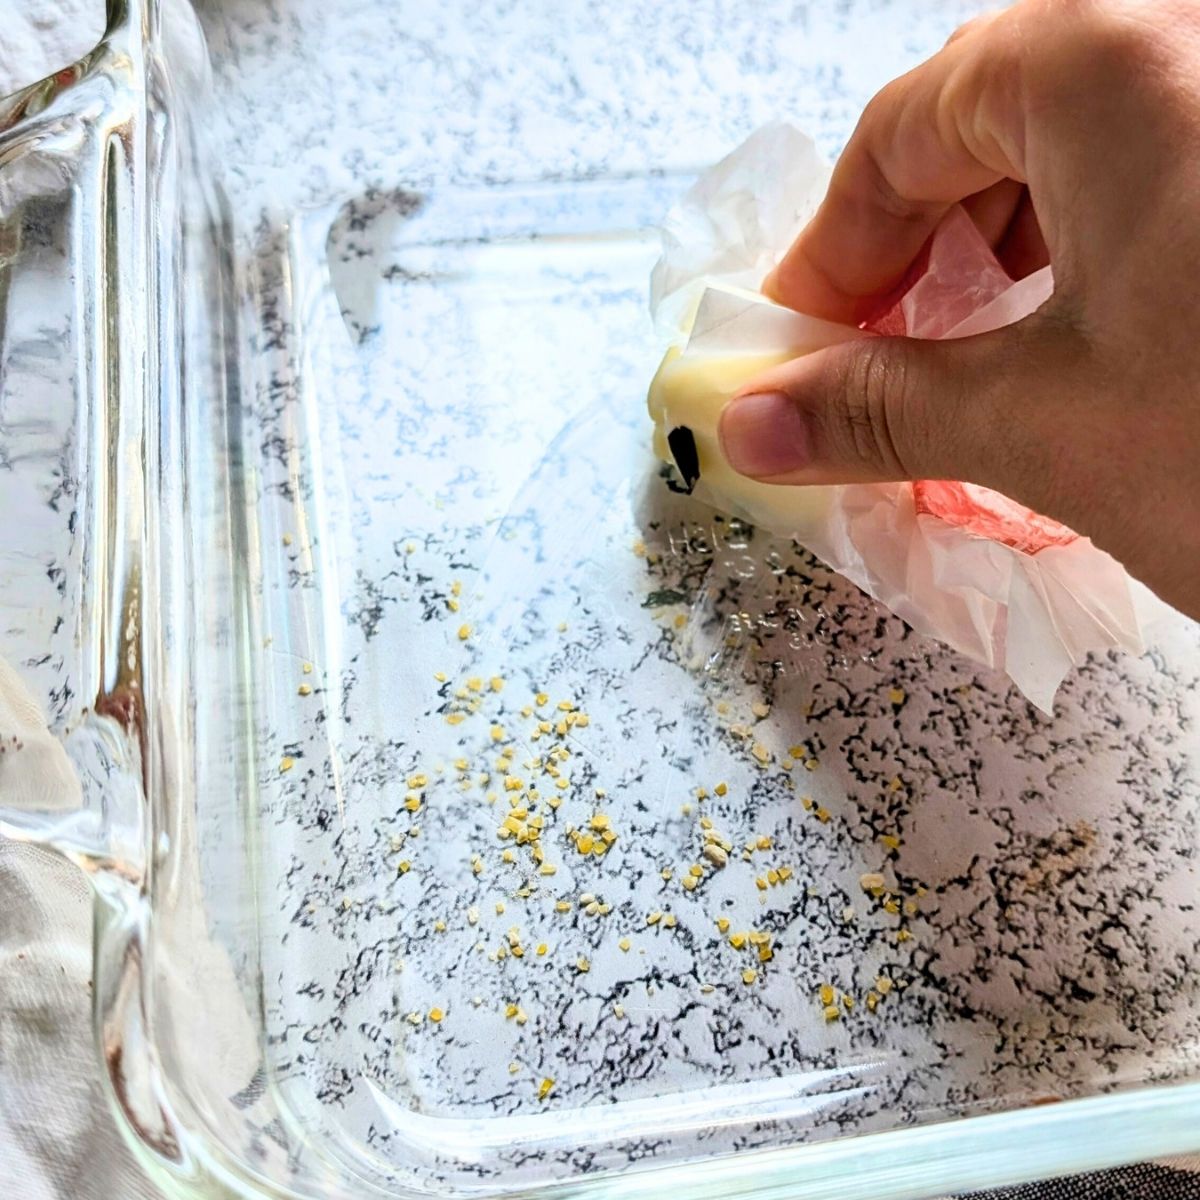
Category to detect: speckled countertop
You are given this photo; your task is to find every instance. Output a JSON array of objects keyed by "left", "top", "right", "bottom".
[
  {"left": 175, "top": 1, "right": 1200, "bottom": 1190},
  {"left": 5, "top": 1, "right": 1200, "bottom": 1195}
]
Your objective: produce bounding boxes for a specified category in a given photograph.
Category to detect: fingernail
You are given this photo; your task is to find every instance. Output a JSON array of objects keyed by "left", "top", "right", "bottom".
[{"left": 719, "top": 391, "right": 810, "bottom": 478}]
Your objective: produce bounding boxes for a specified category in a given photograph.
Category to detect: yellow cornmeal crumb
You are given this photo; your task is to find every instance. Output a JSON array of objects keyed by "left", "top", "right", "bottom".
[
  {"left": 714, "top": 782, "right": 728, "bottom": 796},
  {"left": 398, "top": 861, "right": 412, "bottom": 874},
  {"left": 814, "top": 807, "right": 831, "bottom": 823},
  {"left": 866, "top": 992, "right": 880, "bottom": 1012},
  {"left": 880, "top": 834, "right": 901, "bottom": 851},
  {"left": 819, "top": 983, "right": 835, "bottom": 1006},
  {"left": 823, "top": 1005, "right": 841, "bottom": 1022},
  {"left": 555, "top": 900, "right": 571, "bottom": 913},
  {"left": 428, "top": 1007, "right": 445, "bottom": 1022},
  {"left": 661, "top": 868, "right": 674, "bottom": 880},
  {"left": 445, "top": 713, "right": 465, "bottom": 725},
  {"left": 490, "top": 676, "right": 504, "bottom": 692},
  {"left": 457, "top": 624, "right": 471, "bottom": 641},
  {"left": 729, "top": 932, "right": 747, "bottom": 950},
  {"left": 618, "top": 937, "right": 631, "bottom": 952},
  {"left": 750, "top": 701, "right": 770, "bottom": 718},
  {"left": 751, "top": 742, "right": 771, "bottom": 765},
  {"left": 754, "top": 877, "right": 767, "bottom": 892},
  {"left": 742, "top": 968, "right": 757, "bottom": 985},
  {"left": 613, "top": 1004, "right": 626, "bottom": 1019},
  {"left": 537, "top": 943, "right": 548, "bottom": 956},
  {"left": 495, "top": 901, "right": 506, "bottom": 915},
  {"left": 404, "top": 795, "right": 421, "bottom": 812},
  {"left": 842, "top": 995, "right": 855, "bottom": 1010},
  {"left": 680, "top": 803, "right": 692, "bottom": 816},
  {"left": 282, "top": 532, "right": 293, "bottom": 546},
  {"left": 801, "top": 796, "right": 814, "bottom": 811},
  {"left": 896, "top": 929, "right": 913, "bottom": 943},
  {"left": 576, "top": 957, "right": 590, "bottom": 973},
  {"left": 889, "top": 686, "right": 906, "bottom": 705},
  {"left": 715, "top": 917, "right": 730, "bottom": 933},
  {"left": 447, "top": 598, "right": 460, "bottom": 612},
  {"left": 673, "top": 614, "right": 687, "bottom": 629},
  {"left": 535, "top": 693, "right": 549, "bottom": 706},
  {"left": 681, "top": 876, "right": 699, "bottom": 892},
  {"left": 297, "top": 683, "right": 312, "bottom": 696},
  {"left": 451, "top": 580, "right": 463, "bottom": 597},
  {"left": 538, "top": 1078, "right": 555, "bottom": 1099},
  {"left": 434, "top": 671, "right": 447, "bottom": 682},
  {"left": 876, "top": 976, "right": 894, "bottom": 995},
  {"left": 433, "top": 919, "right": 446, "bottom": 932},
  {"left": 279, "top": 756, "right": 295, "bottom": 773},
  {"left": 302, "top": 662, "right": 313, "bottom": 674},
  {"left": 662, "top": 914, "right": 677, "bottom": 928},
  {"left": 646, "top": 911, "right": 663, "bottom": 926},
  {"left": 788, "top": 744, "right": 806, "bottom": 759}
]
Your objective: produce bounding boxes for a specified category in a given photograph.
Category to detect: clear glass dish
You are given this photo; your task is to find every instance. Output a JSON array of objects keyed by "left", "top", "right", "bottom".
[{"left": 2, "top": 1, "right": 1200, "bottom": 1197}]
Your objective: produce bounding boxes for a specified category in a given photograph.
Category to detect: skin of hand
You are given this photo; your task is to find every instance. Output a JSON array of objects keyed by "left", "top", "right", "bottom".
[{"left": 718, "top": 0, "right": 1200, "bottom": 619}]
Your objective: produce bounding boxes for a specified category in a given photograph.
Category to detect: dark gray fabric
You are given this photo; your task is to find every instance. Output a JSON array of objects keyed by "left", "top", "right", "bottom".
[{"left": 961, "top": 1164, "right": 1200, "bottom": 1200}]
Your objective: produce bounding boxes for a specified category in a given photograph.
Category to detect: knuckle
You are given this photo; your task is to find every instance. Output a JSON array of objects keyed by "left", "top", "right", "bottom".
[{"left": 835, "top": 341, "right": 914, "bottom": 476}]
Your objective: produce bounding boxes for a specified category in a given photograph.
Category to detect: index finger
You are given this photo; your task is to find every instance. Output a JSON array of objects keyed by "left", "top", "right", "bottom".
[{"left": 765, "top": 12, "right": 1027, "bottom": 324}]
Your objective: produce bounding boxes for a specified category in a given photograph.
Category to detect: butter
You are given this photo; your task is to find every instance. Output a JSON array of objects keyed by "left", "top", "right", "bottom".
[
  {"left": 646, "top": 282, "right": 861, "bottom": 534},
  {"left": 647, "top": 343, "right": 834, "bottom": 531}
]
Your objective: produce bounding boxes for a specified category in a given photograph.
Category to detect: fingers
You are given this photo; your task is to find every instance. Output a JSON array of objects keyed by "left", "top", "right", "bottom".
[
  {"left": 962, "top": 178, "right": 1026, "bottom": 249},
  {"left": 718, "top": 313, "right": 1085, "bottom": 510},
  {"left": 764, "top": 12, "right": 1028, "bottom": 323},
  {"left": 994, "top": 189, "right": 1049, "bottom": 279}
]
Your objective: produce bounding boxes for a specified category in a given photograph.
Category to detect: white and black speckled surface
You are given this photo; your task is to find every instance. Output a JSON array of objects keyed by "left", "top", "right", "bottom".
[
  {"left": 3, "top": 1, "right": 1200, "bottom": 1195},
  {"left": 174, "top": 0, "right": 1200, "bottom": 1190}
]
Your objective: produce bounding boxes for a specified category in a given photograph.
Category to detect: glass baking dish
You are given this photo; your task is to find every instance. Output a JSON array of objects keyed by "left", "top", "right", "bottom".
[{"left": 2, "top": 1, "right": 1200, "bottom": 1197}]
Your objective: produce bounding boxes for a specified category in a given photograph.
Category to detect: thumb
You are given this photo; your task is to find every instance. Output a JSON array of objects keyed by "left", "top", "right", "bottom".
[{"left": 717, "top": 317, "right": 1086, "bottom": 503}]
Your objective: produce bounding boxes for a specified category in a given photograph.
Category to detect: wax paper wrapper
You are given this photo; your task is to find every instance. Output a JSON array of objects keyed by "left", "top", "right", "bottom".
[{"left": 647, "top": 122, "right": 1164, "bottom": 712}]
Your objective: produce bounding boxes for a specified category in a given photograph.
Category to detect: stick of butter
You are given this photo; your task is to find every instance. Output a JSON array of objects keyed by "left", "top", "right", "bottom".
[{"left": 646, "top": 282, "right": 863, "bottom": 533}]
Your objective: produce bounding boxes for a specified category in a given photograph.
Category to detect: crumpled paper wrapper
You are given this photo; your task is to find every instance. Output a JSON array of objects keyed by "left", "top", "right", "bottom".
[{"left": 649, "top": 122, "right": 1164, "bottom": 712}]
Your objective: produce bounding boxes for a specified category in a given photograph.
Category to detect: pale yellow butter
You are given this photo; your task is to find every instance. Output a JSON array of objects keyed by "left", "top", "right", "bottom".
[{"left": 647, "top": 344, "right": 834, "bottom": 532}]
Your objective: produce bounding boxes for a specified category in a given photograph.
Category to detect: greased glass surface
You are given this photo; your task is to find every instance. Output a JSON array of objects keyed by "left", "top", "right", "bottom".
[{"left": 2, "top": 1, "right": 1200, "bottom": 1197}]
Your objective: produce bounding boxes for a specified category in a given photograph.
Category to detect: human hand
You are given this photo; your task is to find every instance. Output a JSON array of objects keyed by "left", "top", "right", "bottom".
[{"left": 718, "top": 0, "right": 1200, "bottom": 618}]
